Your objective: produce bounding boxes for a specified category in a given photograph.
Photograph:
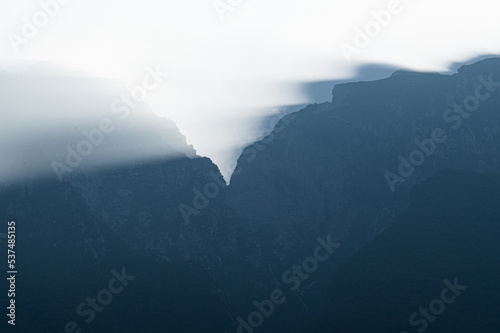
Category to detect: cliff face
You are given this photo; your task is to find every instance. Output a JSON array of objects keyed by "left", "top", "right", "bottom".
[
  {"left": 229, "top": 57, "right": 500, "bottom": 250},
  {"left": 224, "top": 58, "right": 500, "bottom": 329}
]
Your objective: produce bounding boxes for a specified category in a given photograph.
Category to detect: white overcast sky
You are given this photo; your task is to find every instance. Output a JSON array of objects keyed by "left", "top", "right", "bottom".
[{"left": 1, "top": 0, "right": 500, "bottom": 178}]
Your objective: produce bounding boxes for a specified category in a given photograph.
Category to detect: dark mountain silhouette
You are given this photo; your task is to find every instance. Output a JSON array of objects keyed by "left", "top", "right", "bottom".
[
  {"left": 224, "top": 57, "right": 500, "bottom": 331},
  {"left": 1, "top": 57, "right": 500, "bottom": 332}
]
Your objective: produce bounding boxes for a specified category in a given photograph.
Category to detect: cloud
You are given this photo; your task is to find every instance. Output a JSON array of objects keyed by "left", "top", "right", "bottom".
[{"left": 1, "top": 0, "right": 500, "bottom": 179}]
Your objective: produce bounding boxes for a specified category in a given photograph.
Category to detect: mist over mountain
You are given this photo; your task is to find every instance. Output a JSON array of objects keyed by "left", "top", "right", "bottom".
[
  {"left": 0, "top": 67, "right": 196, "bottom": 185},
  {"left": 2, "top": 57, "right": 500, "bottom": 332}
]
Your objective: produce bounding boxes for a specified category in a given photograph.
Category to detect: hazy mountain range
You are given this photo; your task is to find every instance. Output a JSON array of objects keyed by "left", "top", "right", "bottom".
[{"left": 2, "top": 57, "right": 500, "bottom": 333}]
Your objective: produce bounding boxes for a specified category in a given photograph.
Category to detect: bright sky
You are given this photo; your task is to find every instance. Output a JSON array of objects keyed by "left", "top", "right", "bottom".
[{"left": 1, "top": 0, "right": 500, "bottom": 179}]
